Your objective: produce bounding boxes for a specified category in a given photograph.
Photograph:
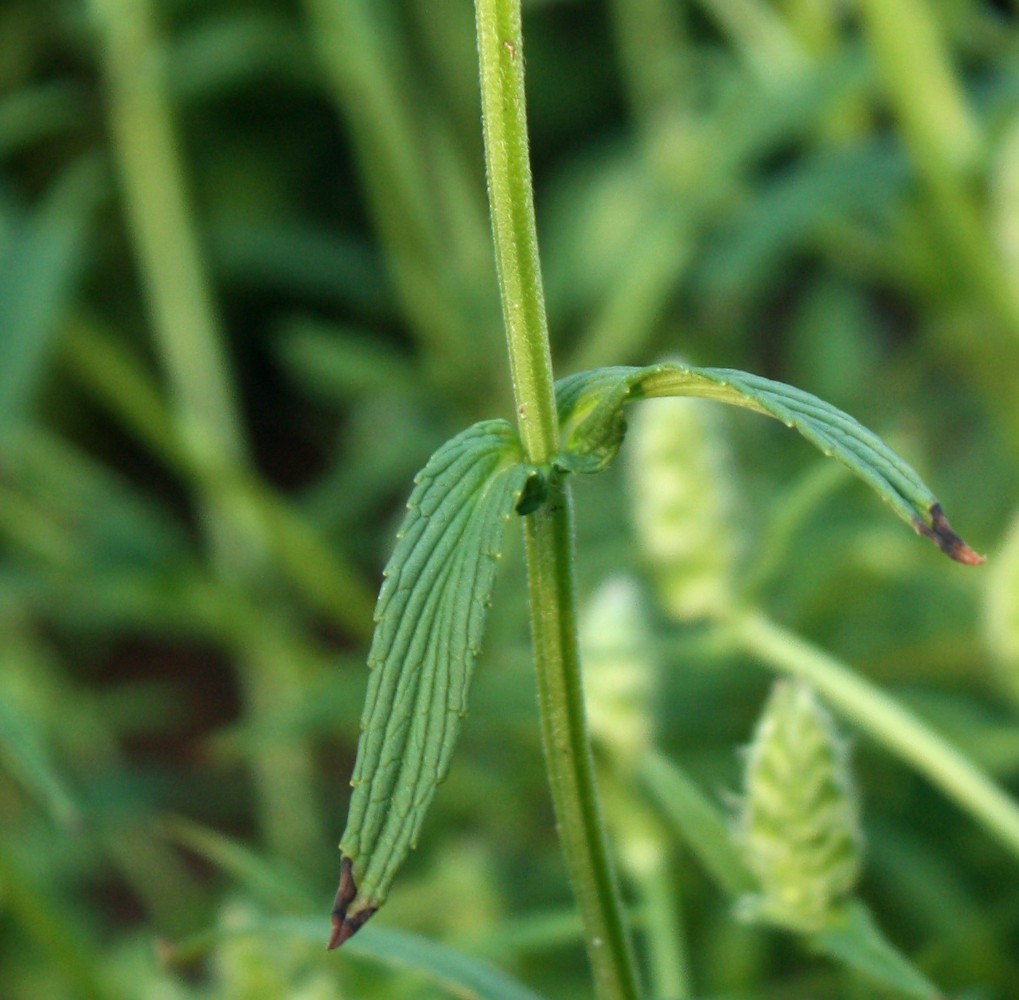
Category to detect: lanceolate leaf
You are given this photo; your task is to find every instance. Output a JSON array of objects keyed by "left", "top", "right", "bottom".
[
  {"left": 810, "top": 902, "right": 940, "bottom": 999},
  {"left": 333, "top": 420, "right": 534, "bottom": 947},
  {"left": 555, "top": 364, "right": 982, "bottom": 564}
]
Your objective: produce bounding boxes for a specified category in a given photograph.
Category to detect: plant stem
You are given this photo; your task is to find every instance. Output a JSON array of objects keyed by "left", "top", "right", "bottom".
[
  {"left": 733, "top": 610, "right": 1019, "bottom": 865},
  {"left": 608, "top": 779, "right": 691, "bottom": 999},
  {"left": 474, "top": 0, "right": 557, "bottom": 464},
  {"left": 523, "top": 486, "right": 643, "bottom": 1000},
  {"left": 856, "top": 0, "right": 1019, "bottom": 356},
  {"left": 606, "top": 0, "right": 689, "bottom": 131},
  {"left": 89, "top": 0, "right": 323, "bottom": 864},
  {"left": 474, "top": 2, "right": 643, "bottom": 998},
  {"left": 304, "top": 0, "right": 500, "bottom": 392}
]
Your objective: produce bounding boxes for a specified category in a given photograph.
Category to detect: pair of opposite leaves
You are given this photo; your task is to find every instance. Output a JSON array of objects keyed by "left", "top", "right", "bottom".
[{"left": 328, "top": 362, "right": 982, "bottom": 949}]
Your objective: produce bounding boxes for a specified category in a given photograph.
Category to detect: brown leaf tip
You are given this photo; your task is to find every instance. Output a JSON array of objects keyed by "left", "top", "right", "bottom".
[
  {"left": 914, "top": 504, "right": 985, "bottom": 566},
  {"left": 327, "top": 857, "right": 377, "bottom": 950}
]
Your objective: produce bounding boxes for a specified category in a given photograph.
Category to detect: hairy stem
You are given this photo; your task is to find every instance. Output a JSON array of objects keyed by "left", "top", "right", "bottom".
[
  {"left": 474, "top": 0, "right": 557, "bottom": 463},
  {"left": 474, "top": 2, "right": 643, "bottom": 997},
  {"left": 523, "top": 486, "right": 644, "bottom": 1000},
  {"left": 733, "top": 610, "right": 1019, "bottom": 864}
]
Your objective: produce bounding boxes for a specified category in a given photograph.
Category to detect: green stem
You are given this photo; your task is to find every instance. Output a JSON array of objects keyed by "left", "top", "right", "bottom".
[
  {"left": 856, "top": 0, "right": 980, "bottom": 179},
  {"left": 856, "top": 0, "right": 1019, "bottom": 354},
  {"left": 89, "top": 0, "right": 323, "bottom": 864},
  {"left": 733, "top": 610, "right": 1019, "bottom": 864},
  {"left": 608, "top": 779, "right": 691, "bottom": 999},
  {"left": 523, "top": 487, "right": 644, "bottom": 1000},
  {"left": 88, "top": 0, "right": 245, "bottom": 492},
  {"left": 635, "top": 853, "right": 690, "bottom": 1000},
  {"left": 474, "top": 2, "right": 643, "bottom": 998},
  {"left": 474, "top": 0, "right": 557, "bottom": 464},
  {"left": 303, "top": 0, "right": 490, "bottom": 385},
  {"left": 606, "top": 0, "right": 689, "bottom": 130}
]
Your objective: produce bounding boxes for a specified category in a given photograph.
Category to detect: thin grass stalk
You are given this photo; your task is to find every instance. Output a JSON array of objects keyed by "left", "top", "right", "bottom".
[
  {"left": 636, "top": 853, "right": 690, "bottom": 999},
  {"left": 89, "top": 0, "right": 322, "bottom": 863},
  {"left": 303, "top": 0, "right": 499, "bottom": 392},
  {"left": 856, "top": 0, "right": 1019, "bottom": 353},
  {"left": 606, "top": 0, "right": 689, "bottom": 131},
  {"left": 61, "top": 319, "right": 375, "bottom": 637}
]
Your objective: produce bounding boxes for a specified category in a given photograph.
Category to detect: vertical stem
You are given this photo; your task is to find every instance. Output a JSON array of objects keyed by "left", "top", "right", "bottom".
[
  {"left": 474, "top": 2, "right": 643, "bottom": 998},
  {"left": 89, "top": 0, "right": 322, "bottom": 863},
  {"left": 606, "top": 775, "right": 691, "bottom": 999},
  {"left": 88, "top": 0, "right": 245, "bottom": 494},
  {"left": 523, "top": 486, "right": 643, "bottom": 1000},
  {"left": 856, "top": 0, "right": 1019, "bottom": 351},
  {"left": 474, "top": 0, "right": 557, "bottom": 463},
  {"left": 856, "top": 0, "right": 980, "bottom": 178},
  {"left": 635, "top": 851, "right": 690, "bottom": 1000},
  {"left": 303, "top": 0, "right": 476, "bottom": 379}
]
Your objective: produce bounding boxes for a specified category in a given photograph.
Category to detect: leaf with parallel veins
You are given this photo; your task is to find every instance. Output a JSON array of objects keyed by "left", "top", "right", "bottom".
[
  {"left": 332, "top": 420, "right": 536, "bottom": 948},
  {"left": 555, "top": 363, "right": 983, "bottom": 565}
]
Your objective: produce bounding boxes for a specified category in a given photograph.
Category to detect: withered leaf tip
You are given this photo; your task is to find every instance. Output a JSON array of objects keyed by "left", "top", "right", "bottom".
[
  {"left": 327, "top": 857, "right": 377, "bottom": 950},
  {"left": 914, "top": 504, "right": 985, "bottom": 566}
]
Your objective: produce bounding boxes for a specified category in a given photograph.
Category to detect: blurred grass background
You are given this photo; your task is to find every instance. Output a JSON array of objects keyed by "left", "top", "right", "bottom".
[{"left": 2, "top": 0, "right": 1019, "bottom": 997}]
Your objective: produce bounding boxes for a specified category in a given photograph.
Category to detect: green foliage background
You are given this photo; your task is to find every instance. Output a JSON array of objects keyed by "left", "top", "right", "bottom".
[{"left": 1, "top": 0, "right": 1017, "bottom": 996}]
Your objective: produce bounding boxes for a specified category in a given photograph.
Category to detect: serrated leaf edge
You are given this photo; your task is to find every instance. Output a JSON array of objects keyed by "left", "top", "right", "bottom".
[
  {"left": 332, "top": 420, "right": 534, "bottom": 947},
  {"left": 556, "top": 363, "right": 983, "bottom": 565}
]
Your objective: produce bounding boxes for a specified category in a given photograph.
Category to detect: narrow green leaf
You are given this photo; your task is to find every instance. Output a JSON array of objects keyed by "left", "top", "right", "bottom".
[
  {"left": 0, "top": 694, "right": 79, "bottom": 828},
  {"left": 344, "top": 925, "right": 549, "bottom": 1000},
  {"left": 157, "top": 815, "right": 313, "bottom": 912},
  {"left": 555, "top": 363, "right": 982, "bottom": 564},
  {"left": 172, "top": 918, "right": 549, "bottom": 1000},
  {"left": 638, "top": 750, "right": 756, "bottom": 899},
  {"left": 334, "top": 420, "right": 534, "bottom": 946},
  {"left": 0, "top": 156, "right": 104, "bottom": 428},
  {"left": 0, "top": 428, "right": 190, "bottom": 571},
  {"left": 809, "top": 901, "right": 940, "bottom": 999}
]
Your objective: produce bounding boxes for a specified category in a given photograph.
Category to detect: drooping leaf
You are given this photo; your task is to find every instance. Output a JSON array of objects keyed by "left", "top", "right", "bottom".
[
  {"left": 334, "top": 420, "right": 534, "bottom": 946},
  {"left": 555, "top": 363, "right": 982, "bottom": 564}
]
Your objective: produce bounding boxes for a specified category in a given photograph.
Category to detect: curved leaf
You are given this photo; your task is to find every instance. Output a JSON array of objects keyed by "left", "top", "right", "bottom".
[
  {"left": 334, "top": 420, "right": 533, "bottom": 946},
  {"left": 555, "top": 363, "right": 982, "bottom": 564},
  {"left": 810, "top": 902, "right": 940, "bottom": 1000}
]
